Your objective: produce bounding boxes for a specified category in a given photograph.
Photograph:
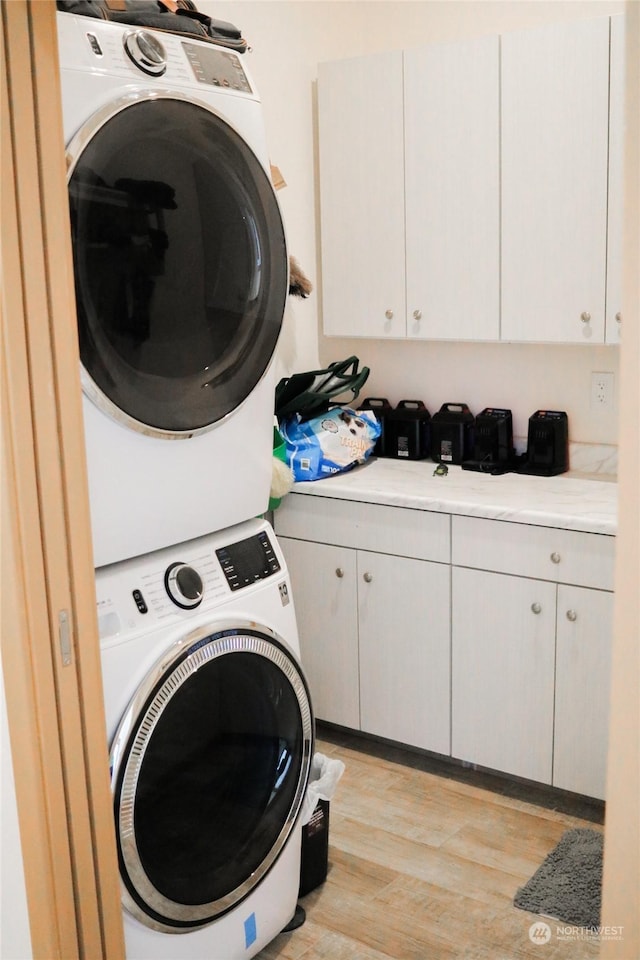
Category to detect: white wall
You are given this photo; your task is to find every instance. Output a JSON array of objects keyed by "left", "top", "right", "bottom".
[{"left": 204, "top": 0, "right": 625, "bottom": 450}]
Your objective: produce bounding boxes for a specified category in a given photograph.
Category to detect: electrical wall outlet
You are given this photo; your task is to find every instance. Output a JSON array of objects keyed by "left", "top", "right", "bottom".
[{"left": 590, "top": 371, "right": 615, "bottom": 408}]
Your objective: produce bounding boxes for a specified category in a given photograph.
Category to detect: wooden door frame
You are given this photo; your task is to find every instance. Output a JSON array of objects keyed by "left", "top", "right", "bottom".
[{"left": 1, "top": 2, "right": 124, "bottom": 956}]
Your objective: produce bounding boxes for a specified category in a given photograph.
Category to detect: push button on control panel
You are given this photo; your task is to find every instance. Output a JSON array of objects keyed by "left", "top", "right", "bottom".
[
  {"left": 86, "top": 33, "right": 103, "bottom": 57},
  {"left": 132, "top": 589, "right": 148, "bottom": 614}
]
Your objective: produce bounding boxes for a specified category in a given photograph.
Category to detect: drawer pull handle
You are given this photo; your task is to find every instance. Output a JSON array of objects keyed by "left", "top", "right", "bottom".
[
  {"left": 566, "top": 609, "right": 577, "bottom": 622},
  {"left": 335, "top": 568, "right": 344, "bottom": 579},
  {"left": 385, "top": 309, "right": 394, "bottom": 320},
  {"left": 531, "top": 602, "right": 542, "bottom": 615},
  {"left": 550, "top": 552, "right": 561, "bottom": 564},
  {"left": 363, "top": 572, "right": 373, "bottom": 583},
  {"left": 581, "top": 311, "right": 591, "bottom": 323}
]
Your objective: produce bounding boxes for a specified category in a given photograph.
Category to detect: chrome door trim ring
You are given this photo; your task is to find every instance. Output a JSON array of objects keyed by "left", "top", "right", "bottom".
[{"left": 110, "top": 621, "right": 313, "bottom": 931}]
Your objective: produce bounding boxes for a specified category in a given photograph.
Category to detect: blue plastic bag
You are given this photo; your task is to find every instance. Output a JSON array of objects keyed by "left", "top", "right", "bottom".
[{"left": 279, "top": 408, "right": 381, "bottom": 482}]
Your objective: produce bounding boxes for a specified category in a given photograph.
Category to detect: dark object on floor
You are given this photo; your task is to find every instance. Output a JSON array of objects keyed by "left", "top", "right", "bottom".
[
  {"left": 281, "top": 904, "right": 306, "bottom": 932},
  {"left": 289, "top": 256, "right": 313, "bottom": 298},
  {"left": 299, "top": 799, "right": 330, "bottom": 896},
  {"left": 514, "top": 827, "right": 603, "bottom": 928}
]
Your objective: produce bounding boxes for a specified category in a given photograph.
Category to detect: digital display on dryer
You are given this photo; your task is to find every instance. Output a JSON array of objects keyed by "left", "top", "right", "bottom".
[
  {"left": 182, "top": 43, "right": 252, "bottom": 93},
  {"left": 216, "top": 532, "right": 280, "bottom": 591}
]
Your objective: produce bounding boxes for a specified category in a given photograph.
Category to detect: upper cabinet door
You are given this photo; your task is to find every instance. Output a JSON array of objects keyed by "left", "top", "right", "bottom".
[
  {"left": 404, "top": 37, "right": 500, "bottom": 341},
  {"left": 318, "top": 51, "right": 406, "bottom": 338},
  {"left": 501, "top": 18, "right": 610, "bottom": 343},
  {"left": 606, "top": 15, "right": 625, "bottom": 345}
]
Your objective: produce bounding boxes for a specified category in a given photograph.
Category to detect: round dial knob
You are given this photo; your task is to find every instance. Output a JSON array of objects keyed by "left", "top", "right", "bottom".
[
  {"left": 165, "top": 562, "right": 203, "bottom": 609},
  {"left": 123, "top": 30, "right": 167, "bottom": 76}
]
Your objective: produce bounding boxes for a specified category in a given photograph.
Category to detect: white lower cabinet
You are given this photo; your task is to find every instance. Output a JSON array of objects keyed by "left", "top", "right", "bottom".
[
  {"left": 357, "top": 550, "right": 450, "bottom": 755},
  {"left": 452, "top": 515, "right": 614, "bottom": 798},
  {"left": 277, "top": 496, "right": 613, "bottom": 799},
  {"left": 553, "top": 585, "right": 613, "bottom": 800},
  {"left": 279, "top": 535, "right": 451, "bottom": 756},
  {"left": 278, "top": 537, "right": 360, "bottom": 729},
  {"left": 451, "top": 567, "right": 556, "bottom": 784}
]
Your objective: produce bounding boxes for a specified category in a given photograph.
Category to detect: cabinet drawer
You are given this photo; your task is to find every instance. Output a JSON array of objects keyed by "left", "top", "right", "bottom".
[
  {"left": 275, "top": 495, "right": 450, "bottom": 563},
  {"left": 452, "top": 515, "right": 614, "bottom": 590}
]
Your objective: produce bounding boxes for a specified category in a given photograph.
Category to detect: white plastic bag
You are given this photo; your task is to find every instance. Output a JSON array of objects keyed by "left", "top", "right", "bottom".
[{"left": 300, "top": 752, "right": 346, "bottom": 825}]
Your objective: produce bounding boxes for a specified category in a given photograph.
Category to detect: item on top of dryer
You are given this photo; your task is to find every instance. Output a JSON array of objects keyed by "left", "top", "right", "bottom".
[
  {"left": 462, "top": 407, "right": 517, "bottom": 475},
  {"left": 359, "top": 397, "right": 393, "bottom": 457},
  {"left": 385, "top": 399, "right": 431, "bottom": 460},
  {"left": 299, "top": 753, "right": 345, "bottom": 898},
  {"left": 430, "top": 402, "right": 475, "bottom": 464},
  {"left": 275, "top": 356, "right": 370, "bottom": 421},
  {"left": 517, "top": 410, "right": 569, "bottom": 476},
  {"left": 279, "top": 407, "right": 381, "bottom": 482},
  {"left": 288, "top": 256, "right": 313, "bottom": 298},
  {"left": 56, "top": 0, "right": 248, "bottom": 51}
]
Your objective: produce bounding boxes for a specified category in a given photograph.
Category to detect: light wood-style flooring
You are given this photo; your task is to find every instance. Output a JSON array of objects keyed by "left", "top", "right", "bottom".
[{"left": 259, "top": 726, "right": 604, "bottom": 960}]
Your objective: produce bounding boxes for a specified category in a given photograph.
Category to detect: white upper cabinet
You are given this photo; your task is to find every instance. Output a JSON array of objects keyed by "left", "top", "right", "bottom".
[
  {"left": 404, "top": 37, "right": 500, "bottom": 340},
  {"left": 606, "top": 15, "right": 625, "bottom": 344},
  {"left": 501, "top": 17, "right": 610, "bottom": 343},
  {"left": 318, "top": 37, "right": 499, "bottom": 341},
  {"left": 318, "top": 15, "right": 623, "bottom": 345},
  {"left": 318, "top": 51, "right": 406, "bottom": 338}
]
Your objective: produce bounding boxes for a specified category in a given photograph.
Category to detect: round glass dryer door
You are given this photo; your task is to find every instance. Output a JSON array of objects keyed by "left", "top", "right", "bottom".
[
  {"left": 67, "top": 95, "right": 287, "bottom": 437},
  {"left": 110, "top": 626, "right": 313, "bottom": 932}
]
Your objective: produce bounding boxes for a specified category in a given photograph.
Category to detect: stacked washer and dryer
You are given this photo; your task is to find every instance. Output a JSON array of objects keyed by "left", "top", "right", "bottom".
[{"left": 56, "top": 10, "right": 313, "bottom": 959}]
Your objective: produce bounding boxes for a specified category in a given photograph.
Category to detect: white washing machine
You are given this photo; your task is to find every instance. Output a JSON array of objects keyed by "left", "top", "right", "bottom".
[
  {"left": 56, "top": 12, "right": 289, "bottom": 567},
  {"left": 96, "top": 517, "right": 313, "bottom": 959}
]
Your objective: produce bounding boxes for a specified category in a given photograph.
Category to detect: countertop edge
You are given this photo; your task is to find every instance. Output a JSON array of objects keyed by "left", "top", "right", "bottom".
[{"left": 284, "top": 462, "right": 617, "bottom": 536}]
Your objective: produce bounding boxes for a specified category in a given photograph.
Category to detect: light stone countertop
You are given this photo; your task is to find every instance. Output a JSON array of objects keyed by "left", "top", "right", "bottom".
[{"left": 288, "top": 458, "right": 617, "bottom": 535}]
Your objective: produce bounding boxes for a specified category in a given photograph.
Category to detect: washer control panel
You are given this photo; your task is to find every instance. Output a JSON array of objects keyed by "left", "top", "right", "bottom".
[
  {"left": 95, "top": 521, "right": 284, "bottom": 641},
  {"left": 216, "top": 530, "right": 281, "bottom": 592}
]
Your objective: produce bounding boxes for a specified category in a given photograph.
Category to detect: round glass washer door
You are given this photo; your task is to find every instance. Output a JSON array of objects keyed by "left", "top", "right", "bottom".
[
  {"left": 110, "top": 624, "right": 314, "bottom": 932},
  {"left": 67, "top": 94, "right": 288, "bottom": 438}
]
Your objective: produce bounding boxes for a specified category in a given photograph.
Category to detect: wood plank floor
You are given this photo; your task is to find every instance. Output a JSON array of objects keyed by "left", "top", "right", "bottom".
[{"left": 258, "top": 727, "right": 604, "bottom": 960}]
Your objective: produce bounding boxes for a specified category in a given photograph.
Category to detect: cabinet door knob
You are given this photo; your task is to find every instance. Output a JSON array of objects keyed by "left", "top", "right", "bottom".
[
  {"left": 566, "top": 609, "right": 578, "bottom": 622},
  {"left": 580, "top": 311, "right": 591, "bottom": 323},
  {"left": 363, "top": 572, "right": 373, "bottom": 583},
  {"left": 384, "top": 309, "right": 394, "bottom": 320},
  {"left": 413, "top": 309, "right": 422, "bottom": 321},
  {"left": 616, "top": 312, "right": 622, "bottom": 324},
  {"left": 335, "top": 567, "right": 344, "bottom": 579},
  {"left": 531, "top": 602, "right": 542, "bottom": 615},
  {"left": 550, "top": 552, "right": 561, "bottom": 564}
]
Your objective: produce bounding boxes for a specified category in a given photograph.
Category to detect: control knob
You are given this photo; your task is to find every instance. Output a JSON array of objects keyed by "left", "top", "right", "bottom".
[
  {"left": 165, "top": 562, "right": 203, "bottom": 609},
  {"left": 123, "top": 30, "right": 167, "bottom": 76}
]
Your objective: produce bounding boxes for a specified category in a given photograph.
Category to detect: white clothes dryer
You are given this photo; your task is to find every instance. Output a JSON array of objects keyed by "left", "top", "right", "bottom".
[
  {"left": 96, "top": 517, "right": 313, "bottom": 959},
  {"left": 56, "top": 12, "right": 288, "bottom": 567}
]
